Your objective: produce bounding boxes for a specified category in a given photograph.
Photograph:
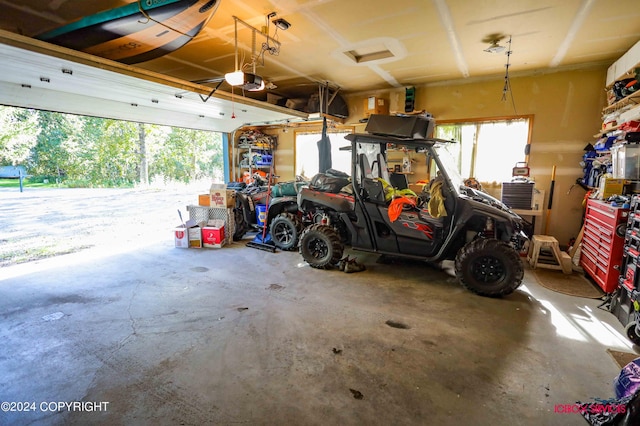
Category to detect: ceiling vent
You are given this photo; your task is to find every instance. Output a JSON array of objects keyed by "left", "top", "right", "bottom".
[
  {"left": 334, "top": 38, "right": 406, "bottom": 66},
  {"left": 344, "top": 45, "right": 395, "bottom": 63}
]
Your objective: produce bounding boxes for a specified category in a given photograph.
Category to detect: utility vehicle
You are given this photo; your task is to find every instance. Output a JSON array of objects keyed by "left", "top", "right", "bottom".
[
  {"left": 232, "top": 181, "right": 305, "bottom": 250},
  {"left": 296, "top": 114, "right": 527, "bottom": 297}
]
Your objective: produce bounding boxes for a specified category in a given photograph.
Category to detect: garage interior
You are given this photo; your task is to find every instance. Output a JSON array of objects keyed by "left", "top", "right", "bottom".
[{"left": 1, "top": 0, "right": 640, "bottom": 424}]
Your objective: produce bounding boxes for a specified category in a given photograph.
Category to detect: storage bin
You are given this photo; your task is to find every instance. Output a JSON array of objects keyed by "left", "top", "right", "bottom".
[
  {"left": 612, "top": 143, "right": 640, "bottom": 180},
  {"left": 256, "top": 204, "right": 267, "bottom": 227}
]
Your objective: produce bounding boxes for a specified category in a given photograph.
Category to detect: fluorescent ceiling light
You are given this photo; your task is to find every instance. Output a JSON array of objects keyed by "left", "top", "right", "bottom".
[
  {"left": 484, "top": 44, "right": 506, "bottom": 54},
  {"left": 272, "top": 18, "right": 291, "bottom": 31}
]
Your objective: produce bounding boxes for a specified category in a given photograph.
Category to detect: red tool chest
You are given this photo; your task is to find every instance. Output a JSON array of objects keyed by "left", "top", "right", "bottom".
[{"left": 579, "top": 198, "right": 629, "bottom": 293}]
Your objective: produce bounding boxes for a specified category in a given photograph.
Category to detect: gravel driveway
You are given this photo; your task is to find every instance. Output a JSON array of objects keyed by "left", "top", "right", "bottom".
[{"left": 0, "top": 186, "right": 205, "bottom": 267}]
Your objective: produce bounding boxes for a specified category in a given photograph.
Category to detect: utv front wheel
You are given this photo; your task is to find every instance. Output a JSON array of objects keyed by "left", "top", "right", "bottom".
[
  {"left": 299, "top": 224, "right": 344, "bottom": 269},
  {"left": 270, "top": 212, "right": 303, "bottom": 251},
  {"left": 455, "top": 238, "right": 523, "bottom": 297}
]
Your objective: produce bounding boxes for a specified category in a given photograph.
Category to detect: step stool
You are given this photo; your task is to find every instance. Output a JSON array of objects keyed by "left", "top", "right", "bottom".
[{"left": 527, "top": 235, "right": 572, "bottom": 274}]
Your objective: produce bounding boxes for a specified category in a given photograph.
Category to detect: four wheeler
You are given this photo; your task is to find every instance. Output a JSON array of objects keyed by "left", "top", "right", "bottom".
[
  {"left": 296, "top": 114, "right": 527, "bottom": 297},
  {"left": 232, "top": 179, "right": 307, "bottom": 250}
]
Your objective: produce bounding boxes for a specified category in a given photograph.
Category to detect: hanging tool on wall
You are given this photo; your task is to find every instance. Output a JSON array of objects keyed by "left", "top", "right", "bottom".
[{"left": 545, "top": 165, "right": 557, "bottom": 235}]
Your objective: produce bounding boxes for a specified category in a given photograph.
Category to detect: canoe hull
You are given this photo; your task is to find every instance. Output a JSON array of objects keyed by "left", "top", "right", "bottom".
[{"left": 36, "top": 0, "right": 220, "bottom": 64}]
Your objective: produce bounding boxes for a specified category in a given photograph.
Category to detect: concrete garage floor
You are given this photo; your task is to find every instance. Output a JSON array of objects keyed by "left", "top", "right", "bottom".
[{"left": 0, "top": 188, "right": 638, "bottom": 425}]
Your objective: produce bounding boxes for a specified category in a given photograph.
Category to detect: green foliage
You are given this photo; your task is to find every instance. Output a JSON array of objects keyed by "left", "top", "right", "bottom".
[
  {"left": 0, "top": 107, "right": 39, "bottom": 165},
  {"left": 150, "top": 127, "right": 223, "bottom": 183},
  {"left": 0, "top": 178, "right": 57, "bottom": 189},
  {"left": 0, "top": 106, "right": 224, "bottom": 187}
]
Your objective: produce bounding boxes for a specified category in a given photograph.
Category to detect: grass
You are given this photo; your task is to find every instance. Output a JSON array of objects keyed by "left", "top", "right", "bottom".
[
  {"left": 0, "top": 246, "right": 93, "bottom": 266},
  {"left": 0, "top": 178, "right": 137, "bottom": 189},
  {"left": 0, "top": 238, "right": 93, "bottom": 267},
  {"left": 0, "top": 178, "right": 61, "bottom": 189}
]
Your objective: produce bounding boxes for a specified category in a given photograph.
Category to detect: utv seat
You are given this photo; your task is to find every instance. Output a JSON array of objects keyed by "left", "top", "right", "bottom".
[{"left": 390, "top": 173, "right": 409, "bottom": 189}]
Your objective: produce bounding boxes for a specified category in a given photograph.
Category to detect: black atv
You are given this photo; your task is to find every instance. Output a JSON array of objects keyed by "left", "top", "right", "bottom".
[
  {"left": 296, "top": 114, "right": 527, "bottom": 297},
  {"left": 232, "top": 180, "right": 307, "bottom": 251}
]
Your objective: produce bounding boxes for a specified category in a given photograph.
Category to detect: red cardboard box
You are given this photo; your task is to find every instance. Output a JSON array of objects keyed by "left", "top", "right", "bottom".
[{"left": 202, "top": 219, "right": 225, "bottom": 248}]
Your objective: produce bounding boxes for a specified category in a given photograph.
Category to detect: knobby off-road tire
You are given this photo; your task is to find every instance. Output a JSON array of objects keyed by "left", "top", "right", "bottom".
[
  {"left": 232, "top": 207, "right": 249, "bottom": 241},
  {"left": 270, "top": 212, "right": 303, "bottom": 251},
  {"left": 625, "top": 321, "right": 640, "bottom": 346},
  {"left": 299, "top": 224, "right": 344, "bottom": 269},
  {"left": 455, "top": 238, "right": 523, "bottom": 297}
]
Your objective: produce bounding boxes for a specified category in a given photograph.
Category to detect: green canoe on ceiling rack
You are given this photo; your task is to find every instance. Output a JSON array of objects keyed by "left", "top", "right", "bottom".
[{"left": 36, "top": 0, "right": 220, "bottom": 64}]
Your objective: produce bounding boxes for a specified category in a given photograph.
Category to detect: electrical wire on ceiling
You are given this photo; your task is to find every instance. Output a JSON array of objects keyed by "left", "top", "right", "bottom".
[
  {"left": 258, "top": 12, "right": 281, "bottom": 65},
  {"left": 193, "top": 13, "right": 289, "bottom": 100},
  {"left": 501, "top": 36, "right": 517, "bottom": 114}
]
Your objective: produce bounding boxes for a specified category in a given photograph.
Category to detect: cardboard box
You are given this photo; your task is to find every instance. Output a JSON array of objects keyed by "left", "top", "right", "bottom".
[
  {"left": 174, "top": 225, "right": 189, "bottom": 248},
  {"left": 188, "top": 224, "right": 202, "bottom": 248},
  {"left": 198, "top": 194, "right": 210, "bottom": 206},
  {"left": 209, "top": 184, "right": 235, "bottom": 208},
  {"left": 364, "top": 96, "right": 389, "bottom": 117},
  {"left": 226, "top": 190, "right": 236, "bottom": 208},
  {"left": 202, "top": 219, "right": 225, "bottom": 248},
  {"left": 174, "top": 218, "right": 199, "bottom": 248},
  {"left": 600, "top": 178, "right": 625, "bottom": 199},
  {"left": 408, "top": 184, "right": 426, "bottom": 194}
]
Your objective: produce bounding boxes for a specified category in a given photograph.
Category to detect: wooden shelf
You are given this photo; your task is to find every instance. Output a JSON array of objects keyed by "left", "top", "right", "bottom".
[
  {"left": 603, "top": 90, "right": 640, "bottom": 115},
  {"left": 387, "top": 158, "right": 417, "bottom": 163},
  {"left": 594, "top": 125, "right": 621, "bottom": 138},
  {"left": 306, "top": 112, "right": 346, "bottom": 124},
  {"left": 389, "top": 110, "right": 428, "bottom": 116}
]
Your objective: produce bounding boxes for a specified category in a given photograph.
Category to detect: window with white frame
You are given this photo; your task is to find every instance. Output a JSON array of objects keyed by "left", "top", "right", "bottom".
[
  {"left": 435, "top": 117, "right": 530, "bottom": 183},
  {"left": 295, "top": 130, "right": 353, "bottom": 179}
]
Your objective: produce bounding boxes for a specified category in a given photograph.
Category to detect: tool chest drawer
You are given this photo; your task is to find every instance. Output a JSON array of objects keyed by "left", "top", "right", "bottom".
[
  {"left": 619, "top": 195, "right": 640, "bottom": 292},
  {"left": 579, "top": 198, "right": 628, "bottom": 292}
]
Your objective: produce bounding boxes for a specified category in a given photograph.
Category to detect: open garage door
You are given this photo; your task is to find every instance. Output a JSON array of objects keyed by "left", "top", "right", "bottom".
[{"left": 0, "top": 30, "right": 307, "bottom": 134}]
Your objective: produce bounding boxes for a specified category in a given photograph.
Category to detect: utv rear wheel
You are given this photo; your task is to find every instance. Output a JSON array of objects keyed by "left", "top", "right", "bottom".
[
  {"left": 455, "top": 238, "right": 523, "bottom": 297},
  {"left": 270, "top": 212, "right": 303, "bottom": 251},
  {"left": 299, "top": 224, "right": 344, "bottom": 269}
]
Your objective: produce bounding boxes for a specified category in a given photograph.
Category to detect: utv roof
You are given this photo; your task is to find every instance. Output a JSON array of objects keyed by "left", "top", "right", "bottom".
[
  {"left": 344, "top": 132, "right": 454, "bottom": 147},
  {"left": 344, "top": 114, "right": 457, "bottom": 147},
  {"left": 365, "top": 114, "right": 435, "bottom": 139}
]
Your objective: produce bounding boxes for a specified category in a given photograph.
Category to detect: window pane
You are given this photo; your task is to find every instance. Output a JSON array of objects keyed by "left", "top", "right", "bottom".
[
  {"left": 475, "top": 120, "right": 528, "bottom": 183},
  {"left": 436, "top": 118, "right": 528, "bottom": 183},
  {"left": 295, "top": 131, "right": 352, "bottom": 178}
]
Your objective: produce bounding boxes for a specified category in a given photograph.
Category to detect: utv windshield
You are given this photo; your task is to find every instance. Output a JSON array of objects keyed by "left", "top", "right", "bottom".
[{"left": 431, "top": 142, "right": 465, "bottom": 195}]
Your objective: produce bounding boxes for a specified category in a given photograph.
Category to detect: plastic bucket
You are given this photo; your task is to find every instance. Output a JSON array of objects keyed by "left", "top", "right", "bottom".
[{"left": 256, "top": 204, "right": 267, "bottom": 227}]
